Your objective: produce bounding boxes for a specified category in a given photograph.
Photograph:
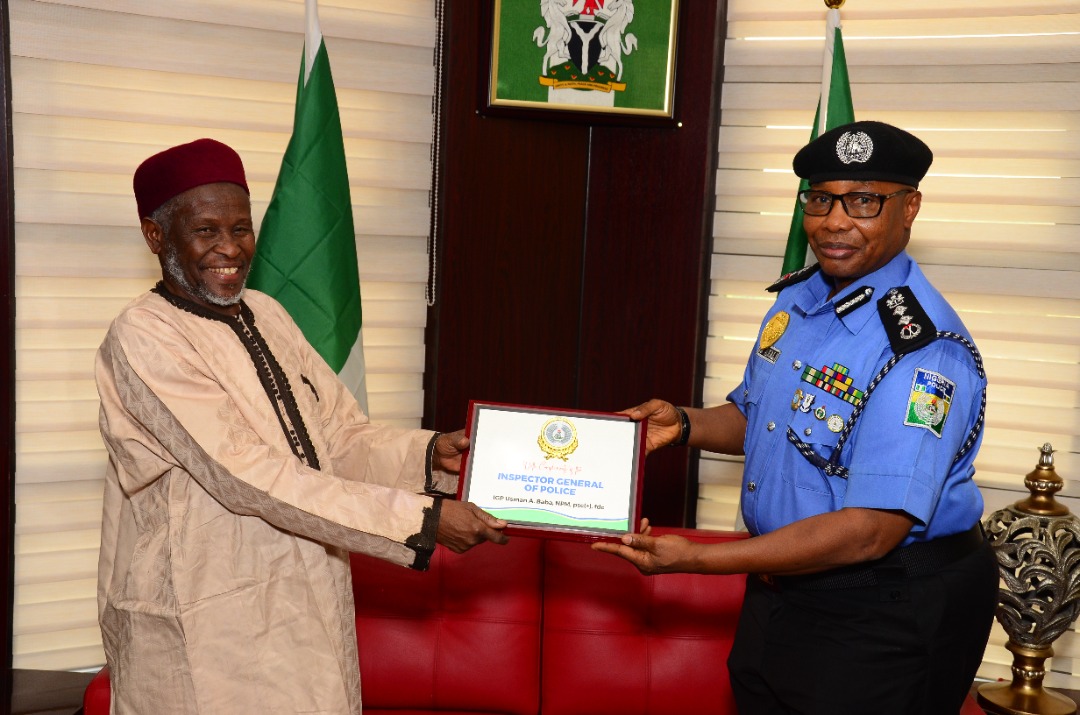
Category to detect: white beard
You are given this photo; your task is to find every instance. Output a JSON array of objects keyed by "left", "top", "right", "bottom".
[{"left": 163, "top": 242, "right": 245, "bottom": 308}]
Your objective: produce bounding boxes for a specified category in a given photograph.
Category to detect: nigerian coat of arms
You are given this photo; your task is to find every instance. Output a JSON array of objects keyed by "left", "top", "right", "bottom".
[{"left": 532, "top": 0, "right": 637, "bottom": 106}]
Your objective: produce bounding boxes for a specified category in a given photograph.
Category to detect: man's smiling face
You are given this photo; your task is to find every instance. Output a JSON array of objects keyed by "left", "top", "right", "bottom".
[
  {"left": 144, "top": 182, "right": 255, "bottom": 315},
  {"left": 803, "top": 179, "right": 921, "bottom": 295}
]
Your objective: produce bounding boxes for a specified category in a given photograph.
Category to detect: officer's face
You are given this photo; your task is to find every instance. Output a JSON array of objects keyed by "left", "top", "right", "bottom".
[{"left": 803, "top": 179, "right": 921, "bottom": 296}]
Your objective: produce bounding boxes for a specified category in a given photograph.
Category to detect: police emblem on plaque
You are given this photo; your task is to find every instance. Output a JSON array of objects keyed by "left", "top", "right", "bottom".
[{"left": 538, "top": 417, "right": 580, "bottom": 461}]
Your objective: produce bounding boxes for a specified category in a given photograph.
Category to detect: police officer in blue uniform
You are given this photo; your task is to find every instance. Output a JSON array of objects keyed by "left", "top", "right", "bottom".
[{"left": 594, "top": 121, "right": 998, "bottom": 714}]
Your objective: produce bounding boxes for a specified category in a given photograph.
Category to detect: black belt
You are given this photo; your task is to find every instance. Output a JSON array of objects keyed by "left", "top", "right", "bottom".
[{"left": 764, "top": 523, "right": 986, "bottom": 592}]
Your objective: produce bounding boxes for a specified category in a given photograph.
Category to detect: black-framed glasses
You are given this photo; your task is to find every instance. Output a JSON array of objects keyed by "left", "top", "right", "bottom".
[{"left": 798, "top": 189, "right": 913, "bottom": 218}]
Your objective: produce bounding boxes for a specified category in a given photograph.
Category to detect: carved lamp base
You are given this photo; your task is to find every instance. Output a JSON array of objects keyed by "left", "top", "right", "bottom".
[{"left": 977, "top": 642, "right": 1076, "bottom": 715}]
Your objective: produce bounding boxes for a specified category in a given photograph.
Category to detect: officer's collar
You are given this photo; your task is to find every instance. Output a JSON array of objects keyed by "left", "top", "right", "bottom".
[{"left": 793, "top": 252, "right": 914, "bottom": 334}]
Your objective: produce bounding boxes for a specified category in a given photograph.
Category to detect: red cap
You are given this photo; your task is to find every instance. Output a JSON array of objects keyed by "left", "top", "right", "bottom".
[{"left": 133, "top": 138, "right": 250, "bottom": 219}]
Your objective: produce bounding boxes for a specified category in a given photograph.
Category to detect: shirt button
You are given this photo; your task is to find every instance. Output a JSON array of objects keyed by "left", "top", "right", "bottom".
[
  {"left": 767, "top": 421, "right": 776, "bottom": 431},
  {"left": 747, "top": 482, "right": 757, "bottom": 492},
  {"left": 804, "top": 427, "right": 813, "bottom": 436},
  {"left": 743, "top": 389, "right": 749, "bottom": 397},
  {"left": 793, "top": 360, "right": 802, "bottom": 370}
]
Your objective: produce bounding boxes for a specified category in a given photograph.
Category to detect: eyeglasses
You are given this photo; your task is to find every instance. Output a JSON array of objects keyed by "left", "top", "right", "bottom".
[{"left": 798, "top": 189, "right": 913, "bottom": 218}]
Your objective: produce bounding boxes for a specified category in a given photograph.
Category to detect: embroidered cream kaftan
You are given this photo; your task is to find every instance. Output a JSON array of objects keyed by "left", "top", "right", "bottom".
[{"left": 95, "top": 287, "right": 454, "bottom": 714}]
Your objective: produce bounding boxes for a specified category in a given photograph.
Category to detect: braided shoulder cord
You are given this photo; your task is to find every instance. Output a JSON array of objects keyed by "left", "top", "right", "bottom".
[
  {"left": 829, "top": 352, "right": 906, "bottom": 458},
  {"left": 938, "top": 331, "right": 986, "bottom": 462},
  {"left": 786, "top": 428, "right": 849, "bottom": 478},
  {"left": 788, "top": 331, "right": 987, "bottom": 479}
]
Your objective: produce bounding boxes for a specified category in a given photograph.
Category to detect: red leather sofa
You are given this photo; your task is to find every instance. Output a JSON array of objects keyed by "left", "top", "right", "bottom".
[
  {"left": 83, "top": 527, "right": 987, "bottom": 714},
  {"left": 353, "top": 528, "right": 747, "bottom": 715}
]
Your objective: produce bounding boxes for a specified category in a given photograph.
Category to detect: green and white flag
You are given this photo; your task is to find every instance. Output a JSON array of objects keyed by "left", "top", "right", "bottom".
[
  {"left": 780, "top": 7, "right": 855, "bottom": 275},
  {"left": 249, "top": 0, "right": 368, "bottom": 414}
]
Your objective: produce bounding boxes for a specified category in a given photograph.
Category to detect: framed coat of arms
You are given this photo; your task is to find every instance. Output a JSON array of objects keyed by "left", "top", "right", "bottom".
[{"left": 483, "top": 0, "right": 680, "bottom": 124}]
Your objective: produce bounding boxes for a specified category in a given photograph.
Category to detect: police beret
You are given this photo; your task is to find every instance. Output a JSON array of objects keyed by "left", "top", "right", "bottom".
[
  {"left": 133, "top": 138, "right": 249, "bottom": 219},
  {"left": 792, "top": 120, "right": 933, "bottom": 188}
]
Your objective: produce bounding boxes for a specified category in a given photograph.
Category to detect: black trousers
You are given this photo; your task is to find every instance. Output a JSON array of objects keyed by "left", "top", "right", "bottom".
[{"left": 727, "top": 540, "right": 998, "bottom": 715}]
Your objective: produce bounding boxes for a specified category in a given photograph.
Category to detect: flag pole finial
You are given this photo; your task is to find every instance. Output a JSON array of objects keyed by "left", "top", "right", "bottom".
[{"left": 825, "top": 0, "right": 845, "bottom": 7}]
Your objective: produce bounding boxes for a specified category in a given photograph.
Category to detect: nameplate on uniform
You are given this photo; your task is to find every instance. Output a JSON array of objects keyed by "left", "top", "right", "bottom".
[{"left": 459, "top": 401, "right": 645, "bottom": 542}]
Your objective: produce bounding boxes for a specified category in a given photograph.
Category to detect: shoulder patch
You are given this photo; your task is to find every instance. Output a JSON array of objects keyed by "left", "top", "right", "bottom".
[
  {"left": 904, "top": 367, "right": 955, "bottom": 437},
  {"left": 766, "top": 263, "right": 821, "bottom": 293},
  {"left": 877, "top": 286, "right": 937, "bottom": 355}
]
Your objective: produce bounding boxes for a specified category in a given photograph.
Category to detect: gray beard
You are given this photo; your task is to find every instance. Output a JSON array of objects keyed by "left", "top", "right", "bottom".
[{"left": 163, "top": 243, "right": 244, "bottom": 308}]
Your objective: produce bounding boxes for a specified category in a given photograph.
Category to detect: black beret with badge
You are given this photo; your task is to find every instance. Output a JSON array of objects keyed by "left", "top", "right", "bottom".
[{"left": 793, "top": 120, "right": 934, "bottom": 188}]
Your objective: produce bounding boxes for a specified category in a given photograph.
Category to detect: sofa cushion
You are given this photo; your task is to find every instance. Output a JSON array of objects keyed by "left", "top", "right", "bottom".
[
  {"left": 540, "top": 528, "right": 749, "bottom": 715},
  {"left": 352, "top": 536, "right": 543, "bottom": 715}
]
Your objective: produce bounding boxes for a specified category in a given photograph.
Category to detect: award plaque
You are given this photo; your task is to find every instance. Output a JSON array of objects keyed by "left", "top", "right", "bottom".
[{"left": 458, "top": 401, "right": 647, "bottom": 542}]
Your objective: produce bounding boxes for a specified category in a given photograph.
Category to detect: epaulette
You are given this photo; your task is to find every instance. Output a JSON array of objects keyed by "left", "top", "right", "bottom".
[
  {"left": 876, "top": 286, "right": 937, "bottom": 355},
  {"left": 766, "top": 263, "right": 821, "bottom": 293}
]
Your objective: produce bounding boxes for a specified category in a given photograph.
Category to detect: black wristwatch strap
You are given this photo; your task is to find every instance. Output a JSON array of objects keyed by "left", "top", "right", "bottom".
[{"left": 673, "top": 406, "right": 691, "bottom": 447}]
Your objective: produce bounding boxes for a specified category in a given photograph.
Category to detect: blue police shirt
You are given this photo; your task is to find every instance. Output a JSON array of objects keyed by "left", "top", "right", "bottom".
[{"left": 728, "top": 251, "right": 986, "bottom": 546}]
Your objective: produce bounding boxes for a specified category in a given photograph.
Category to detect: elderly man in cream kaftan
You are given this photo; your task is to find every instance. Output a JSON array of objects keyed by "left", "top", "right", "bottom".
[{"left": 97, "top": 285, "right": 455, "bottom": 714}]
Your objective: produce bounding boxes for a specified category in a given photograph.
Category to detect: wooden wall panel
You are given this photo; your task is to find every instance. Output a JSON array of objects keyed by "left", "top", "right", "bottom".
[
  {"left": 426, "top": 2, "right": 726, "bottom": 527},
  {"left": 580, "top": 4, "right": 726, "bottom": 524}
]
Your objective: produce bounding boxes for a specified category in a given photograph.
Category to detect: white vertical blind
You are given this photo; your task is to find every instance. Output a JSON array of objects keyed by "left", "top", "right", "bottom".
[
  {"left": 704, "top": 0, "right": 1080, "bottom": 689},
  {"left": 11, "top": 0, "right": 437, "bottom": 670}
]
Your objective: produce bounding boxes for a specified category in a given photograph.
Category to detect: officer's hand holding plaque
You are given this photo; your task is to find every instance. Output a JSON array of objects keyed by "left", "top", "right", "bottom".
[{"left": 458, "top": 401, "right": 646, "bottom": 541}]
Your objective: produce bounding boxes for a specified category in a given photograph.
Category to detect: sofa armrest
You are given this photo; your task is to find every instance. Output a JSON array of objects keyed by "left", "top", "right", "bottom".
[
  {"left": 83, "top": 666, "right": 111, "bottom": 715},
  {"left": 540, "top": 528, "right": 749, "bottom": 715}
]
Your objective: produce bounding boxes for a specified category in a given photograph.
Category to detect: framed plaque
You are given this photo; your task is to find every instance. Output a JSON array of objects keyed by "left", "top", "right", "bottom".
[
  {"left": 480, "top": 0, "right": 681, "bottom": 126},
  {"left": 459, "top": 401, "right": 646, "bottom": 542}
]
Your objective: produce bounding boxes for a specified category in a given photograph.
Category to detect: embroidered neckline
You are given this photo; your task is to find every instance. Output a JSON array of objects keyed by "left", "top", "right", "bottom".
[
  {"left": 151, "top": 282, "right": 321, "bottom": 469},
  {"left": 151, "top": 281, "right": 239, "bottom": 323}
]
